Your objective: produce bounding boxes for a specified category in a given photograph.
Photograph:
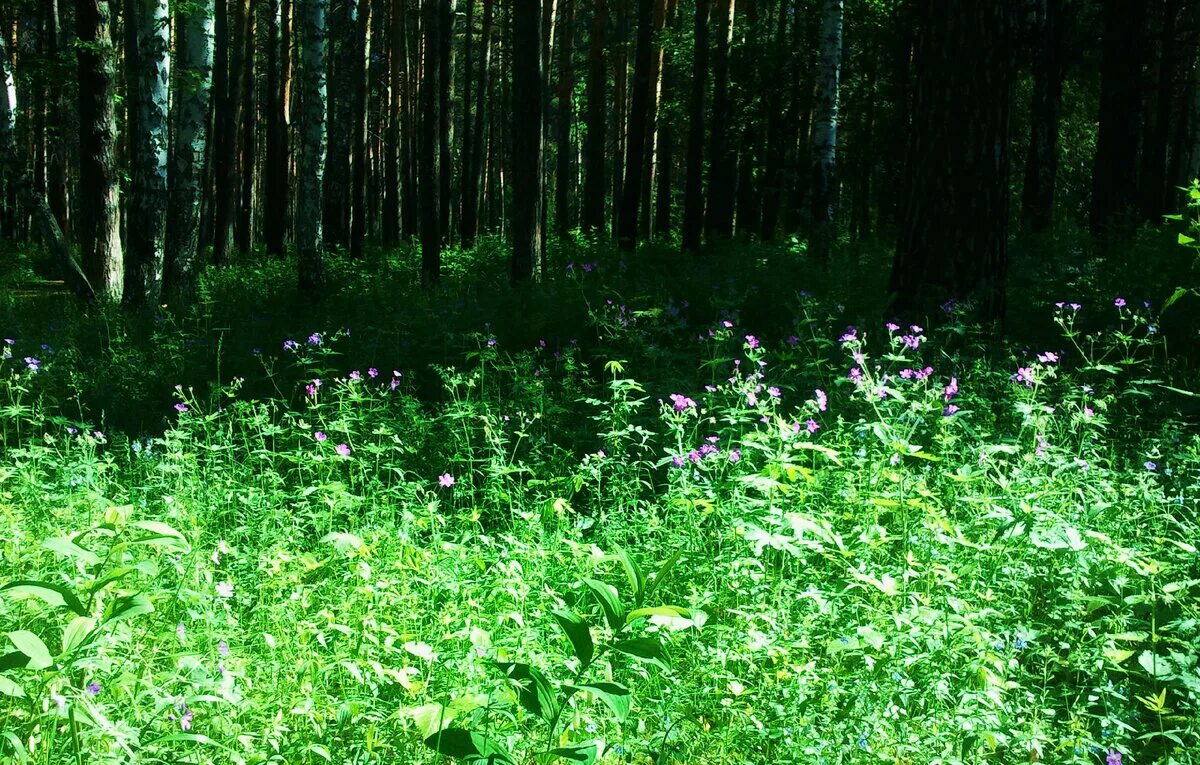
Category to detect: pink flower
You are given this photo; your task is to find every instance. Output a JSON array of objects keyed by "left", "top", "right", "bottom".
[
  {"left": 745, "top": 335, "right": 760, "bottom": 349},
  {"left": 669, "top": 393, "right": 696, "bottom": 412},
  {"left": 314, "top": 431, "right": 327, "bottom": 442},
  {"left": 438, "top": 472, "right": 455, "bottom": 488},
  {"left": 335, "top": 443, "right": 351, "bottom": 457},
  {"left": 368, "top": 367, "right": 379, "bottom": 378},
  {"left": 814, "top": 389, "right": 827, "bottom": 412},
  {"left": 727, "top": 449, "right": 741, "bottom": 463},
  {"left": 215, "top": 582, "right": 234, "bottom": 598},
  {"left": 174, "top": 402, "right": 188, "bottom": 413},
  {"left": 806, "top": 419, "right": 819, "bottom": 434}
]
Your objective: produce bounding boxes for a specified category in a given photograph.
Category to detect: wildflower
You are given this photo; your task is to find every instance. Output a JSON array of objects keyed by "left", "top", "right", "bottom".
[
  {"left": 180, "top": 706, "right": 193, "bottom": 731},
  {"left": 747, "top": 390, "right": 758, "bottom": 406},
  {"left": 722, "top": 320, "right": 733, "bottom": 328},
  {"left": 86, "top": 682, "right": 101, "bottom": 696},
  {"left": 582, "top": 262, "right": 595, "bottom": 272},
  {"left": 815, "top": 389, "right": 828, "bottom": 412},
  {"left": 848, "top": 367, "right": 863, "bottom": 383},
  {"left": 806, "top": 419, "right": 819, "bottom": 434},
  {"left": 787, "top": 335, "right": 800, "bottom": 346},
  {"left": 1145, "top": 461, "right": 1157, "bottom": 471},
  {"left": 1035, "top": 433, "right": 1048, "bottom": 457},
  {"left": 335, "top": 443, "right": 351, "bottom": 457},
  {"left": 177, "top": 623, "right": 186, "bottom": 641},
  {"left": 671, "top": 455, "right": 686, "bottom": 468},
  {"left": 768, "top": 386, "right": 781, "bottom": 398},
  {"left": 943, "top": 404, "right": 959, "bottom": 416},
  {"left": 943, "top": 377, "right": 959, "bottom": 401},
  {"left": 838, "top": 327, "right": 857, "bottom": 344},
  {"left": 901, "top": 334, "right": 921, "bottom": 350},
  {"left": 368, "top": 367, "right": 379, "bottom": 378},
  {"left": 24, "top": 356, "right": 40, "bottom": 372},
  {"left": 307, "top": 332, "right": 323, "bottom": 346},
  {"left": 688, "top": 450, "right": 702, "bottom": 464},
  {"left": 1114, "top": 297, "right": 1126, "bottom": 308},
  {"left": 1070, "top": 303, "right": 1081, "bottom": 310},
  {"left": 745, "top": 334, "right": 760, "bottom": 349},
  {"left": 885, "top": 322, "right": 899, "bottom": 332},
  {"left": 314, "top": 431, "right": 327, "bottom": 442},
  {"left": 566, "top": 261, "right": 575, "bottom": 270},
  {"left": 1014, "top": 637, "right": 1028, "bottom": 650},
  {"left": 219, "top": 640, "right": 229, "bottom": 657},
  {"left": 669, "top": 393, "right": 696, "bottom": 412},
  {"left": 174, "top": 402, "right": 188, "bottom": 413},
  {"left": 349, "top": 370, "right": 361, "bottom": 381},
  {"left": 727, "top": 449, "right": 741, "bottom": 463},
  {"left": 1083, "top": 406, "right": 1094, "bottom": 418},
  {"left": 595, "top": 449, "right": 606, "bottom": 459},
  {"left": 1107, "top": 751, "right": 1123, "bottom": 765},
  {"left": 1036, "top": 351, "right": 1059, "bottom": 364},
  {"left": 438, "top": 472, "right": 455, "bottom": 488},
  {"left": 914, "top": 366, "right": 933, "bottom": 380},
  {"left": 215, "top": 582, "right": 234, "bottom": 598},
  {"left": 1012, "top": 367, "right": 1035, "bottom": 387},
  {"left": 283, "top": 339, "right": 299, "bottom": 351}
]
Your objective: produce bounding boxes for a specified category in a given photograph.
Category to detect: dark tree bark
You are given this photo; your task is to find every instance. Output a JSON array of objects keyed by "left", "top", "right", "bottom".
[
  {"left": 1091, "top": 0, "right": 1146, "bottom": 235},
  {"left": 439, "top": 0, "right": 453, "bottom": 242},
  {"left": 680, "top": 0, "right": 708, "bottom": 254},
  {"left": 124, "top": 0, "right": 170, "bottom": 305},
  {"left": 383, "top": 0, "right": 401, "bottom": 244},
  {"left": 553, "top": 0, "right": 576, "bottom": 236},
  {"left": 236, "top": 5, "right": 256, "bottom": 254},
  {"left": 511, "top": 0, "right": 543, "bottom": 280},
  {"left": 213, "top": 0, "right": 250, "bottom": 265},
  {"left": 324, "top": 0, "right": 357, "bottom": 248},
  {"left": 77, "top": 0, "right": 123, "bottom": 300},
  {"left": 809, "top": 0, "right": 842, "bottom": 262},
  {"left": 44, "top": 0, "right": 69, "bottom": 238},
  {"left": 264, "top": 0, "right": 289, "bottom": 257},
  {"left": 888, "top": 0, "right": 1015, "bottom": 323},
  {"left": 703, "top": 0, "right": 733, "bottom": 240},
  {"left": 165, "top": 0, "right": 214, "bottom": 296},
  {"left": 758, "top": 0, "right": 789, "bottom": 241},
  {"left": 581, "top": 0, "right": 607, "bottom": 235},
  {"left": 349, "top": 0, "right": 370, "bottom": 258},
  {"left": 296, "top": 0, "right": 328, "bottom": 295},
  {"left": 419, "top": 0, "right": 442, "bottom": 284},
  {"left": 460, "top": 0, "right": 475, "bottom": 241},
  {"left": 1140, "top": 0, "right": 1178, "bottom": 220},
  {"left": 461, "top": 0, "right": 492, "bottom": 245},
  {"left": 652, "top": 0, "right": 677, "bottom": 237},
  {"left": 616, "top": 0, "right": 653, "bottom": 249},
  {"left": 611, "top": 0, "right": 628, "bottom": 234},
  {"left": 1021, "top": 0, "right": 1064, "bottom": 233}
]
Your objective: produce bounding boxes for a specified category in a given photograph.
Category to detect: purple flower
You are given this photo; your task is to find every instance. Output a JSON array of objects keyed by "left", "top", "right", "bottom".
[
  {"left": 24, "top": 356, "right": 40, "bottom": 372},
  {"left": 438, "top": 472, "right": 455, "bottom": 488},
  {"left": 368, "top": 367, "right": 379, "bottom": 378},
  {"left": 582, "top": 262, "right": 595, "bottom": 272},
  {"left": 806, "top": 419, "right": 819, "bottom": 434},
  {"left": 815, "top": 389, "right": 828, "bottom": 412},
  {"left": 349, "top": 370, "right": 361, "bottom": 381},
  {"left": 1145, "top": 461, "right": 1157, "bottom": 471},
  {"left": 180, "top": 707, "right": 193, "bottom": 731},
  {"left": 1036, "top": 351, "right": 1059, "bottom": 364},
  {"left": 914, "top": 366, "right": 933, "bottom": 381},
  {"left": 219, "top": 640, "right": 229, "bottom": 656},
  {"left": 671, "top": 455, "right": 686, "bottom": 468},
  {"left": 283, "top": 339, "right": 300, "bottom": 351},
  {"left": 745, "top": 335, "right": 760, "bottom": 349},
  {"left": 885, "top": 322, "right": 899, "bottom": 332},
  {"left": 901, "top": 334, "right": 921, "bottom": 350},
  {"left": 848, "top": 367, "right": 863, "bottom": 383},
  {"left": 944, "top": 377, "right": 958, "bottom": 401},
  {"left": 565, "top": 261, "right": 575, "bottom": 271},
  {"left": 1114, "top": 297, "right": 1127, "bottom": 308},
  {"left": 307, "top": 332, "right": 323, "bottom": 346},
  {"left": 1012, "top": 367, "right": 1035, "bottom": 387},
  {"left": 669, "top": 393, "right": 696, "bottom": 412},
  {"left": 174, "top": 402, "right": 188, "bottom": 413},
  {"left": 767, "top": 386, "right": 781, "bottom": 398},
  {"left": 1084, "top": 405, "right": 1094, "bottom": 418},
  {"left": 943, "top": 404, "right": 959, "bottom": 416},
  {"left": 787, "top": 335, "right": 800, "bottom": 346},
  {"left": 727, "top": 449, "right": 741, "bottom": 463},
  {"left": 86, "top": 682, "right": 101, "bottom": 696},
  {"left": 177, "top": 622, "right": 186, "bottom": 641},
  {"left": 314, "top": 431, "right": 327, "bottom": 442},
  {"left": 335, "top": 443, "right": 351, "bottom": 457},
  {"left": 838, "top": 327, "right": 858, "bottom": 344},
  {"left": 1107, "top": 750, "right": 1123, "bottom": 765}
]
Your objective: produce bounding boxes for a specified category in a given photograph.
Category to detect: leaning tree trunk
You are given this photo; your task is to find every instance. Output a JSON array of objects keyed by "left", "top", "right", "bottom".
[
  {"left": 125, "top": 0, "right": 171, "bottom": 306},
  {"left": 703, "top": 0, "right": 733, "bottom": 240},
  {"left": 1021, "top": 0, "right": 1063, "bottom": 233},
  {"left": 680, "top": 0, "right": 708, "bottom": 254},
  {"left": 809, "top": 0, "right": 842, "bottom": 263},
  {"left": 77, "top": 0, "right": 123, "bottom": 301},
  {"left": 580, "top": 0, "right": 607, "bottom": 235},
  {"left": 296, "top": 0, "right": 328, "bottom": 295},
  {"left": 165, "top": 0, "right": 214, "bottom": 296},
  {"left": 888, "top": 0, "right": 1014, "bottom": 323},
  {"left": 1091, "top": 0, "right": 1146, "bottom": 236},
  {"left": 616, "top": 0, "right": 653, "bottom": 249},
  {"left": 511, "top": 0, "right": 543, "bottom": 281},
  {"left": 419, "top": 0, "right": 443, "bottom": 284}
]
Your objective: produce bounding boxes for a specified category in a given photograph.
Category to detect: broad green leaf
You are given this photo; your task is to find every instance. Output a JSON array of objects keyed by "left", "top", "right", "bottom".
[
  {"left": 424, "top": 728, "right": 514, "bottom": 764},
  {"left": 1138, "top": 650, "right": 1174, "bottom": 678},
  {"left": 627, "top": 606, "right": 688, "bottom": 622},
  {"left": 565, "top": 682, "right": 630, "bottom": 721},
  {"left": 1, "top": 581, "right": 88, "bottom": 616},
  {"left": 645, "top": 549, "right": 682, "bottom": 600},
  {"left": 408, "top": 703, "right": 454, "bottom": 738},
  {"left": 612, "top": 638, "right": 670, "bottom": 670},
  {"left": 549, "top": 743, "right": 598, "bottom": 763},
  {"left": 494, "top": 662, "right": 557, "bottom": 722},
  {"left": 103, "top": 594, "right": 154, "bottom": 625},
  {"left": 612, "top": 548, "right": 644, "bottom": 604},
  {"left": 0, "top": 676, "right": 26, "bottom": 697},
  {"left": 42, "top": 536, "right": 100, "bottom": 566},
  {"left": 61, "top": 617, "right": 97, "bottom": 655},
  {"left": 0, "top": 651, "right": 28, "bottom": 671},
  {"left": 551, "top": 609, "right": 594, "bottom": 667},
  {"left": 582, "top": 578, "right": 625, "bottom": 631},
  {"left": 8, "top": 631, "right": 53, "bottom": 670}
]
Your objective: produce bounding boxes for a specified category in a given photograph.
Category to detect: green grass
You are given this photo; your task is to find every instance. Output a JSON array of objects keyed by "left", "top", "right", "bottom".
[{"left": 1, "top": 235, "right": 1199, "bottom": 764}]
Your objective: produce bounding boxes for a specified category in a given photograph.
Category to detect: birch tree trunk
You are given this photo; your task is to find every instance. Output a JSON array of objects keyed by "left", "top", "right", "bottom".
[
  {"left": 125, "top": 0, "right": 170, "bottom": 305},
  {"left": 165, "top": 0, "right": 214, "bottom": 296},
  {"left": 297, "top": 0, "right": 328, "bottom": 295},
  {"left": 809, "top": 0, "right": 841, "bottom": 263}
]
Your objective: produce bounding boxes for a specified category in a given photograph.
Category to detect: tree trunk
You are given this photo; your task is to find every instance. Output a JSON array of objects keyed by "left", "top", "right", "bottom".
[
  {"left": 511, "top": 0, "right": 543, "bottom": 280},
  {"left": 553, "top": 0, "right": 575, "bottom": 236},
  {"left": 680, "top": 0, "right": 707, "bottom": 254},
  {"left": 1091, "top": 0, "right": 1146, "bottom": 235},
  {"left": 236, "top": 5, "right": 257, "bottom": 254},
  {"left": 652, "top": 0, "right": 676, "bottom": 238},
  {"left": 580, "top": 0, "right": 606, "bottom": 235},
  {"left": 1021, "top": 0, "right": 1063, "bottom": 233},
  {"left": 757, "top": 0, "right": 788, "bottom": 241},
  {"left": 213, "top": 0, "right": 250, "bottom": 265},
  {"left": 611, "top": 0, "right": 628, "bottom": 234},
  {"left": 44, "top": 0, "right": 70, "bottom": 239},
  {"left": 165, "top": 0, "right": 214, "bottom": 296},
  {"left": 264, "top": 0, "right": 289, "bottom": 256},
  {"left": 616, "top": 0, "right": 652, "bottom": 249},
  {"left": 420, "top": 0, "right": 443, "bottom": 284},
  {"left": 703, "top": 0, "right": 733, "bottom": 240},
  {"left": 77, "top": 0, "right": 123, "bottom": 300},
  {"left": 439, "top": 0, "right": 453, "bottom": 242},
  {"left": 809, "top": 0, "right": 841, "bottom": 263},
  {"left": 888, "top": 0, "right": 1014, "bottom": 323},
  {"left": 124, "top": 0, "right": 170, "bottom": 305},
  {"left": 349, "top": 0, "right": 370, "bottom": 258},
  {"left": 462, "top": 0, "right": 492, "bottom": 245},
  {"left": 383, "top": 0, "right": 401, "bottom": 244},
  {"left": 296, "top": 0, "right": 328, "bottom": 295},
  {"left": 1140, "top": 0, "right": 1178, "bottom": 220}
]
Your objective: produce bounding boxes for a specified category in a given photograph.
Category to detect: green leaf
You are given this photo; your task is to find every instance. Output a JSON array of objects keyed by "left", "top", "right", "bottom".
[
  {"left": 612, "top": 548, "right": 644, "bottom": 604},
  {"left": 1163, "top": 287, "right": 1191, "bottom": 312},
  {"left": 565, "top": 682, "right": 630, "bottom": 721},
  {"left": 0, "top": 651, "right": 28, "bottom": 671},
  {"left": 128, "top": 520, "right": 191, "bottom": 553},
  {"left": 407, "top": 703, "right": 454, "bottom": 738},
  {"left": 494, "top": 662, "right": 557, "bottom": 722},
  {"left": 61, "top": 616, "right": 97, "bottom": 655},
  {"left": 424, "top": 728, "right": 514, "bottom": 764},
  {"left": 42, "top": 536, "right": 101, "bottom": 566},
  {"left": 103, "top": 594, "right": 154, "bottom": 625},
  {"left": 0, "top": 676, "right": 26, "bottom": 698},
  {"left": 627, "top": 606, "right": 689, "bottom": 622},
  {"left": 8, "top": 630, "right": 53, "bottom": 670},
  {"left": 612, "top": 638, "right": 670, "bottom": 670},
  {"left": 582, "top": 578, "right": 625, "bottom": 631},
  {"left": 551, "top": 609, "right": 594, "bottom": 667},
  {"left": 549, "top": 743, "right": 598, "bottom": 763},
  {"left": 1179, "top": 232, "right": 1196, "bottom": 245},
  {"left": 644, "top": 550, "right": 682, "bottom": 601},
  {"left": 1, "top": 580, "right": 88, "bottom": 616}
]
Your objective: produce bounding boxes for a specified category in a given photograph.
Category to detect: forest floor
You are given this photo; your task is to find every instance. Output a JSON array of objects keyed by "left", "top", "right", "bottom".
[{"left": 1, "top": 231, "right": 1199, "bottom": 764}]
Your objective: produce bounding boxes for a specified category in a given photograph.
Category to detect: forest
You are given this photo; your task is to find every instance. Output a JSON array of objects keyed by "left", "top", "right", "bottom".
[{"left": 2, "top": 0, "right": 1200, "bottom": 763}]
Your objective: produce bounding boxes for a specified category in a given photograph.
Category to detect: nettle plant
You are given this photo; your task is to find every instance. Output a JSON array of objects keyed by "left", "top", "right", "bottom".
[{"left": 410, "top": 549, "right": 701, "bottom": 765}]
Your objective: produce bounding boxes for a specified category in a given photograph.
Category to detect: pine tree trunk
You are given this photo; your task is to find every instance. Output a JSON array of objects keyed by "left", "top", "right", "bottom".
[
  {"left": 553, "top": 0, "right": 575, "bottom": 236},
  {"left": 349, "top": 0, "right": 370, "bottom": 258},
  {"left": 77, "top": 0, "right": 123, "bottom": 300},
  {"left": 383, "top": 0, "right": 401, "bottom": 244},
  {"left": 296, "top": 0, "right": 328, "bottom": 294},
  {"left": 1140, "top": 0, "right": 1177, "bottom": 220},
  {"left": 1021, "top": 0, "right": 1062, "bottom": 233},
  {"left": 439, "top": 0, "right": 454, "bottom": 242},
  {"left": 652, "top": 0, "right": 676, "bottom": 238},
  {"left": 236, "top": 6, "right": 256, "bottom": 254},
  {"left": 462, "top": 0, "right": 492, "bottom": 245},
  {"left": 611, "top": 0, "right": 628, "bottom": 234},
  {"left": 680, "top": 0, "right": 707, "bottom": 253},
  {"left": 889, "top": 0, "right": 1014, "bottom": 323},
  {"left": 809, "top": 0, "right": 841, "bottom": 263},
  {"left": 757, "top": 0, "right": 788, "bottom": 241},
  {"left": 213, "top": 0, "right": 250, "bottom": 265},
  {"left": 1091, "top": 0, "right": 1146, "bottom": 235},
  {"left": 420, "top": 0, "right": 443, "bottom": 284},
  {"left": 511, "top": 0, "right": 543, "bottom": 280},
  {"left": 264, "top": 0, "right": 289, "bottom": 256},
  {"left": 580, "top": 0, "right": 607, "bottom": 235},
  {"left": 165, "top": 0, "right": 214, "bottom": 295},
  {"left": 124, "top": 0, "right": 170, "bottom": 305},
  {"left": 460, "top": 0, "right": 475, "bottom": 242},
  {"left": 703, "top": 0, "right": 733, "bottom": 240},
  {"left": 616, "top": 0, "right": 652, "bottom": 249}
]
